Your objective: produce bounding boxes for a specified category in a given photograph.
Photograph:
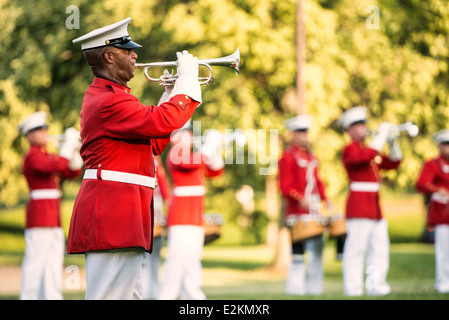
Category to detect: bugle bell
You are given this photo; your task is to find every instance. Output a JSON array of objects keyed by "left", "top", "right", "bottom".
[
  {"left": 135, "top": 48, "right": 240, "bottom": 86},
  {"left": 369, "top": 121, "right": 419, "bottom": 138},
  {"left": 395, "top": 121, "right": 419, "bottom": 137}
]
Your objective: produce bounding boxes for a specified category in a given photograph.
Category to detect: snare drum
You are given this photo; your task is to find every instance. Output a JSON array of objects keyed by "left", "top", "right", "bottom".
[
  {"left": 327, "top": 214, "right": 346, "bottom": 238},
  {"left": 203, "top": 213, "right": 224, "bottom": 244},
  {"left": 286, "top": 214, "right": 327, "bottom": 243}
]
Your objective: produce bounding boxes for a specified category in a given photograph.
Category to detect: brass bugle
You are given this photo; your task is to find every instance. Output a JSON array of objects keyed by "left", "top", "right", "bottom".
[
  {"left": 395, "top": 121, "right": 419, "bottom": 137},
  {"left": 369, "top": 121, "right": 419, "bottom": 138},
  {"left": 47, "top": 134, "right": 82, "bottom": 148},
  {"left": 135, "top": 48, "right": 240, "bottom": 86}
]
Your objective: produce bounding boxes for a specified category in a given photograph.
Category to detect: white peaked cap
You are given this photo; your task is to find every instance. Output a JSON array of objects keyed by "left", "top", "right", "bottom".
[
  {"left": 433, "top": 129, "right": 449, "bottom": 144},
  {"left": 18, "top": 111, "right": 48, "bottom": 135},
  {"left": 284, "top": 114, "right": 312, "bottom": 131},
  {"left": 72, "top": 17, "right": 142, "bottom": 51},
  {"left": 338, "top": 106, "right": 367, "bottom": 130}
]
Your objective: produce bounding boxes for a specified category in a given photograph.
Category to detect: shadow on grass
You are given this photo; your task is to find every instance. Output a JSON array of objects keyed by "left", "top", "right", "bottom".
[{"left": 202, "top": 258, "right": 267, "bottom": 270}]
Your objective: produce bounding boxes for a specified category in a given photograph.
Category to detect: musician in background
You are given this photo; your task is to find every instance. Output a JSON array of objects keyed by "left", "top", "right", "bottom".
[
  {"left": 141, "top": 156, "right": 171, "bottom": 299},
  {"left": 68, "top": 17, "right": 202, "bottom": 300},
  {"left": 338, "top": 106, "right": 401, "bottom": 296},
  {"left": 278, "top": 114, "right": 331, "bottom": 295},
  {"left": 415, "top": 129, "right": 449, "bottom": 294},
  {"left": 18, "top": 111, "right": 82, "bottom": 300},
  {"left": 158, "top": 123, "right": 224, "bottom": 300}
]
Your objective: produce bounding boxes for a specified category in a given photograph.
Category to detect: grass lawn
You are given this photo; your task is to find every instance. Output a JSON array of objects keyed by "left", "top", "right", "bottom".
[{"left": 1, "top": 193, "right": 448, "bottom": 300}]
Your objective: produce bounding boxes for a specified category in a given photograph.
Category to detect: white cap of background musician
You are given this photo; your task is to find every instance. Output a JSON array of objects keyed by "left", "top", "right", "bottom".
[
  {"left": 72, "top": 17, "right": 142, "bottom": 51},
  {"left": 433, "top": 129, "right": 449, "bottom": 145},
  {"left": 284, "top": 114, "right": 311, "bottom": 132},
  {"left": 18, "top": 111, "right": 48, "bottom": 136},
  {"left": 338, "top": 106, "right": 367, "bottom": 130}
]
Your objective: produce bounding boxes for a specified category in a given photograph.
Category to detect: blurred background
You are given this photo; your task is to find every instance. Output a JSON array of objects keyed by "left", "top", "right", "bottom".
[{"left": 0, "top": 0, "right": 448, "bottom": 299}]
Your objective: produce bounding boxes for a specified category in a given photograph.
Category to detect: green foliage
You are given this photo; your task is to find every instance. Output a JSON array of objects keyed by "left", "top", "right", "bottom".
[{"left": 1, "top": 1, "right": 448, "bottom": 242}]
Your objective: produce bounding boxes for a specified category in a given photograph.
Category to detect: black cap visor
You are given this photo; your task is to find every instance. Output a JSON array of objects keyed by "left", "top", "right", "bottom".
[{"left": 106, "top": 35, "right": 142, "bottom": 50}]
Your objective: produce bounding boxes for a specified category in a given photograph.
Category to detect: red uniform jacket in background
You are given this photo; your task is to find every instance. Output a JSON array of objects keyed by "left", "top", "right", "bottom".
[
  {"left": 342, "top": 141, "right": 401, "bottom": 220},
  {"left": 278, "top": 145, "right": 327, "bottom": 217},
  {"left": 415, "top": 156, "right": 449, "bottom": 226},
  {"left": 67, "top": 77, "right": 199, "bottom": 254},
  {"left": 166, "top": 148, "right": 222, "bottom": 227},
  {"left": 23, "top": 145, "right": 81, "bottom": 229}
]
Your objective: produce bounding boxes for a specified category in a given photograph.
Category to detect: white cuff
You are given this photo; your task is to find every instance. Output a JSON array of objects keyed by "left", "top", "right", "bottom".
[
  {"left": 170, "top": 75, "right": 202, "bottom": 104},
  {"left": 59, "top": 143, "right": 74, "bottom": 161},
  {"left": 388, "top": 140, "right": 402, "bottom": 161},
  {"left": 158, "top": 91, "right": 171, "bottom": 105},
  {"left": 69, "top": 152, "right": 84, "bottom": 170}
]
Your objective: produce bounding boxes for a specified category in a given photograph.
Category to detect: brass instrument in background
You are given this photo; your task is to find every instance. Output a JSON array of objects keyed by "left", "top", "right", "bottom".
[
  {"left": 47, "top": 134, "right": 82, "bottom": 149},
  {"left": 135, "top": 48, "right": 240, "bottom": 86},
  {"left": 394, "top": 121, "right": 419, "bottom": 137},
  {"left": 369, "top": 121, "right": 419, "bottom": 138}
]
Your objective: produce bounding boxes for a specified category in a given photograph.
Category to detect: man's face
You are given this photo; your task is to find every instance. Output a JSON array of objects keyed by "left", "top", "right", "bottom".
[
  {"left": 291, "top": 130, "right": 309, "bottom": 149},
  {"left": 26, "top": 128, "right": 48, "bottom": 147},
  {"left": 347, "top": 122, "right": 368, "bottom": 142},
  {"left": 108, "top": 47, "right": 138, "bottom": 82},
  {"left": 439, "top": 143, "right": 449, "bottom": 160}
]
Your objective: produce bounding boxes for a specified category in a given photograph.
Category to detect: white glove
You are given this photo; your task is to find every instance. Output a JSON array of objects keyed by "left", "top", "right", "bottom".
[
  {"left": 59, "top": 127, "right": 80, "bottom": 160},
  {"left": 388, "top": 138, "right": 402, "bottom": 161},
  {"left": 170, "top": 50, "right": 202, "bottom": 103},
  {"left": 158, "top": 70, "right": 174, "bottom": 105},
  {"left": 68, "top": 151, "right": 84, "bottom": 170},
  {"left": 201, "top": 129, "right": 223, "bottom": 160},
  {"left": 207, "top": 149, "right": 225, "bottom": 171},
  {"left": 369, "top": 122, "right": 393, "bottom": 152}
]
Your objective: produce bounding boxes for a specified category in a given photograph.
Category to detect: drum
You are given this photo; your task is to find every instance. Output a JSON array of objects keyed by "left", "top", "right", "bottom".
[
  {"left": 327, "top": 214, "right": 346, "bottom": 238},
  {"left": 286, "top": 214, "right": 327, "bottom": 243},
  {"left": 153, "top": 214, "right": 166, "bottom": 238},
  {"left": 203, "top": 213, "right": 224, "bottom": 244}
]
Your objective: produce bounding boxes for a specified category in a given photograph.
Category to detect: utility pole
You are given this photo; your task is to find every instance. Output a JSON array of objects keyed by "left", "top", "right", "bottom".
[{"left": 270, "top": 0, "right": 306, "bottom": 273}]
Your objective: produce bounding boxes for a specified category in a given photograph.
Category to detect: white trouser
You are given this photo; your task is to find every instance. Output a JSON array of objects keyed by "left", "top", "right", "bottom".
[
  {"left": 141, "top": 236, "right": 163, "bottom": 299},
  {"left": 158, "top": 225, "right": 206, "bottom": 300},
  {"left": 435, "top": 225, "right": 449, "bottom": 293},
  {"left": 286, "top": 236, "right": 324, "bottom": 295},
  {"left": 85, "top": 249, "right": 145, "bottom": 300},
  {"left": 343, "top": 218, "right": 391, "bottom": 296},
  {"left": 20, "top": 227, "right": 64, "bottom": 300}
]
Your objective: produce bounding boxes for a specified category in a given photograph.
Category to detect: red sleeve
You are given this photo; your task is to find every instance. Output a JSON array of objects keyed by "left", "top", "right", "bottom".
[
  {"left": 314, "top": 165, "right": 327, "bottom": 200},
  {"left": 278, "top": 152, "right": 304, "bottom": 201},
  {"left": 25, "top": 150, "right": 70, "bottom": 175},
  {"left": 155, "top": 163, "right": 171, "bottom": 200},
  {"left": 380, "top": 155, "right": 401, "bottom": 170},
  {"left": 100, "top": 93, "right": 199, "bottom": 140},
  {"left": 206, "top": 166, "right": 223, "bottom": 177},
  {"left": 415, "top": 160, "right": 439, "bottom": 195},
  {"left": 342, "top": 143, "right": 378, "bottom": 167}
]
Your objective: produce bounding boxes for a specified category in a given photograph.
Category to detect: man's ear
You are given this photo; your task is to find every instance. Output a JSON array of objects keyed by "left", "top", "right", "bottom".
[{"left": 103, "top": 49, "right": 115, "bottom": 64}]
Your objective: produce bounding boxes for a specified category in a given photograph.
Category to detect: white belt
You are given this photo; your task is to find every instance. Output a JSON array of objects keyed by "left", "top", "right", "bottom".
[
  {"left": 30, "top": 189, "right": 61, "bottom": 200},
  {"left": 431, "top": 192, "right": 449, "bottom": 204},
  {"left": 350, "top": 182, "right": 380, "bottom": 192},
  {"left": 83, "top": 168, "right": 156, "bottom": 189},
  {"left": 173, "top": 185, "right": 206, "bottom": 197}
]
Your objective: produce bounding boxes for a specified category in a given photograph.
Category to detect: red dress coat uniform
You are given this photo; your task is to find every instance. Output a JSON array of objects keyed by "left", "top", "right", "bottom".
[
  {"left": 67, "top": 77, "right": 199, "bottom": 254},
  {"left": 342, "top": 141, "right": 401, "bottom": 220},
  {"left": 23, "top": 146, "right": 81, "bottom": 229},
  {"left": 415, "top": 156, "right": 449, "bottom": 226},
  {"left": 279, "top": 145, "right": 327, "bottom": 217},
  {"left": 154, "top": 158, "right": 171, "bottom": 204},
  {"left": 166, "top": 149, "right": 222, "bottom": 227}
]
